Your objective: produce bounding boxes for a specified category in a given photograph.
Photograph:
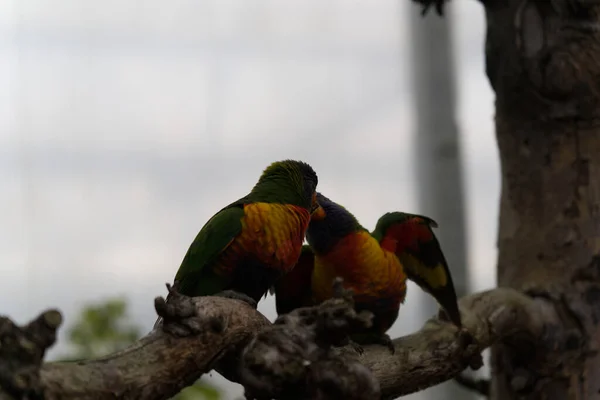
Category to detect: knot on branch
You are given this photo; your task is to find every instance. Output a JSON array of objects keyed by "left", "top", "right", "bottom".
[
  {"left": 305, "top": 356, "right": 379, "bottom": 400},
  {"left": 239, "top": 278, "right": 379, "bottom": 400},
  {"left": 457, "top": 328, "right": 484, "bottom": 370},
  {"left": 0, "top": 309, "right": 62, "bottom": 398},
  {"left": 154, "top": 284, "right": 227, "bottom": 337}
]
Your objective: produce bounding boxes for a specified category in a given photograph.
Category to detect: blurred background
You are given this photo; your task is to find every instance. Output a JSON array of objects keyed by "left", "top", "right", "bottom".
[{"left": 0, "top": 1, "right": 497, "bottom": 399}]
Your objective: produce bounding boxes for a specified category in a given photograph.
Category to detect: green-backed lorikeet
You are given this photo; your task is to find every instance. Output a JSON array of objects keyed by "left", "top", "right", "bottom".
[
  {"left": 371, "top": 212, "right": 462, "bottom": 327},
  {"left": 155, "top": 160, "right": 326, "bottom": 328}
]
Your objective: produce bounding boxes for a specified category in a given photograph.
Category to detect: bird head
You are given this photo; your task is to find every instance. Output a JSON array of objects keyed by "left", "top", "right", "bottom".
[
  {"left": 374, "top": 212, "right": 438, "bottom": 237},
  {"left": 253, "top": 160, "right": 324, "bottom": 218},
  {"left": 306, "top": 192, "right": 363, "bottom": 254}
]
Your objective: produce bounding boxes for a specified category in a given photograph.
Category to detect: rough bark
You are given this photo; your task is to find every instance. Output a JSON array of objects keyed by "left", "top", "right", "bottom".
[
  {"left": 416, "top": 0, "right": 600, "bottom": 398},
  {"left": 0, "top": 283, "right": 566, "bottom": 400},
  {"left": 488, "top": 0, "right": 600, "bottom": 398}
]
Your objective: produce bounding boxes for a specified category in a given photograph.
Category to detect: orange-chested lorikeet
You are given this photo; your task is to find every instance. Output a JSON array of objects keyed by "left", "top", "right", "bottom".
[
  {"left": 298, "top": 192, "right": 408, "bottom": 352},
  {"left": 371, "top": 212, "right": 462, "bottom": 327},
  {"left": 156, "top": 160, "right": 326, "bottom": 327},
  {"left": 274, "top": 210, "right": 463, "bottom": 328}
]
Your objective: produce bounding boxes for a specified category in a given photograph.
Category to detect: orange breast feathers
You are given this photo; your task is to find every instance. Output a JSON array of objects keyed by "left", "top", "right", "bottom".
[
  {"left": 311, "top": 231, "right": 407, "bottom": 304},
  {"left": 231, "top": 202, "right": 311, "bottom": 273}
]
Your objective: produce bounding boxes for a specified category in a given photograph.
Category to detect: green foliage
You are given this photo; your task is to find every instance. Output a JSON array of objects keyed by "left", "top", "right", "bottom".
[
  {"left": 59, "top": 296, "right": 221, "bottom": 400},
  {"left": 173, "top": 381, "right": 221, "bottom": 400},
  {"left": 59, "top": 296, "right": 140, "bottom": 361}
]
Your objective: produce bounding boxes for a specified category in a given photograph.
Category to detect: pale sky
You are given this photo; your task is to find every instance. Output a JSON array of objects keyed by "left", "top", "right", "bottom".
[{"left": 0, "top": 1, "right": 496, "bottom": 399}]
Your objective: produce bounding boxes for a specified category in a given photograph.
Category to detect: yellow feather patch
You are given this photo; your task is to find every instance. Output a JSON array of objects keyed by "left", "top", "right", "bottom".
[{"left": 402, "top": 254, "right": 448, "bottom": 289}]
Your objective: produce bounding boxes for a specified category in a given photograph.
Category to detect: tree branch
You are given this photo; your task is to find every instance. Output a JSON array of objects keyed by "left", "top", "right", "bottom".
[
  {"left": 358, "top": 288, "right": 563, "bottom": 399},
  {"left": 0, "top": 286, "right": 563, "bottom": 400},
  {"left": 41, "top": 292, "right": 271, "bottom": 400}
]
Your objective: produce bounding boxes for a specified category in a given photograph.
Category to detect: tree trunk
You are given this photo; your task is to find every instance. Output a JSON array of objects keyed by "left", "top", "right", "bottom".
[{"left": 485, "top": 0, "right": 600, "bottom": 398}]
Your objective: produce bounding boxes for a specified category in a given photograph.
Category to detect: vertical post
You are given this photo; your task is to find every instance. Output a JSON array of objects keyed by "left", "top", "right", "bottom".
[
  {"left": 407, "top": 3, "right": 473, "bottom": 399},
  {"left": 13, "top": 1, "right": 36, "bottom": 315}
]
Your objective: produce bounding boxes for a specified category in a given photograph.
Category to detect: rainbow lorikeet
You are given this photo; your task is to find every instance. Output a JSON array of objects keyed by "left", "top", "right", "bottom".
[
  {"left": 155, "top": 160, "right": 326, "bottom": 329},
  {"left": 273, "top": 194, "right": 463, "bottom": 352},
  {"left": 289, "top": 192, "right": 408, "bottom": 352},
  {"left": 371, "top": 212, "right": 462, "bottom": 328}
]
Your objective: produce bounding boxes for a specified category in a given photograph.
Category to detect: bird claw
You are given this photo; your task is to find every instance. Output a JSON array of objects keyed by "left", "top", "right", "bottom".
[
  {"left": 350, "top": 333, "right": 395, "bottom": 355},
  {"left": 370, "top": 333, "right": 395, "bottom": 355},
  {"left": 154, "top": 284, "right": 206, "bottom": 337},
  {"left": 456, "top": 327, "right": 484, "bottom": 370},
  {"left": 344, "top": 337, "right": 365, "bottom": 355},
  {"left": 163, "top": 322, "right": 200, "bottom": 338},
  {"left": 215, "top": 290, "right": 258, "bottom": 309},
  {"left": 457, "top": 327, "right": 475, "bottom": 349}
]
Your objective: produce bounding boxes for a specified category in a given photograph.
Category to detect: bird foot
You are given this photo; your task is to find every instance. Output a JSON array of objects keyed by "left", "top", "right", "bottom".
[
  {"left": 162, "top": 319, "right": 204, "bottom": 337},
  {"left": 154, "top": 283, "right": 208, "bottom": 337},
  {"left": 373, "top": 333, "right": 395, "bottom": 355},
  {"left": 215, "top": 290, "right": 258, "bottom": 309},
  {"left": 342, "top": 337, "right": 365, "bottom": 355},
  {"left": 351, "top": 333, "right": 395, "bottom": 355},
  {"left": 457, "top": 327, "right": 483, "bottom": 370}
]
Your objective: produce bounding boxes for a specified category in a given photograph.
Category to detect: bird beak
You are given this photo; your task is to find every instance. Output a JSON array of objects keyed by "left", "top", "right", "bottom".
[{"left": 310, "top": 194, "right": 326, "bottom": 221}]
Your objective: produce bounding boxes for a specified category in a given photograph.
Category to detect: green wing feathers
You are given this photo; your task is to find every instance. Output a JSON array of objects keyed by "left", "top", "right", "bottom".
[{"left": 174, "top": 205, "right": 245, "bottom": 296}]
